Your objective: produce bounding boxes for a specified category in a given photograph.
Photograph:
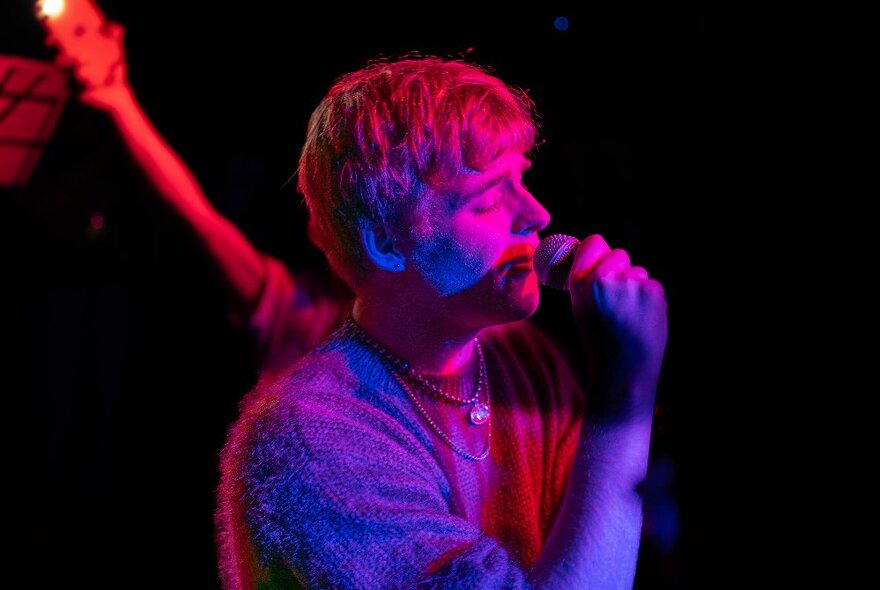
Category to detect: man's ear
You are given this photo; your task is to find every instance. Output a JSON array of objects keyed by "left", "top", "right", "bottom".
[{"left": 361, "top": 224, "right": 406, "bottom": 272}]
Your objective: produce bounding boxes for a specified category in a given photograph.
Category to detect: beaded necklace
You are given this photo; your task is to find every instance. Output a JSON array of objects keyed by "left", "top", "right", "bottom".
[{"left": 343, "top": 317, "right": 492, "bottom": 461}]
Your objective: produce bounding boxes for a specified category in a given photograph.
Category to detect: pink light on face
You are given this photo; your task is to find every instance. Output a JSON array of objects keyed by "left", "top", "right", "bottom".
[
  {"left": 493, "top": 243, "right": 541, "bottom": 315},
  {"left": 496, "top": 242, "right": 538, "bottom": 289}
]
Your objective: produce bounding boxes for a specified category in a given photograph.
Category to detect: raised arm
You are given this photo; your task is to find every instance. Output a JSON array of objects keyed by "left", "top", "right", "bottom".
[
  {"left": 527, "top": 234, "right": 669, "bottom": 589},
  {"left": 85, "top": 78, "right": 270, "bottom": 319},
  {"left": 41, "top": 6, "right": 265, "bottom": 318},
  {"left": 38, "top": 3, "right": 345, "bottom": 371}
]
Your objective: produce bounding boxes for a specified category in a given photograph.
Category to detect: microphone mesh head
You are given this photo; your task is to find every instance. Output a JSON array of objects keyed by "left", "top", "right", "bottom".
[{"left": 534, "top": 234, "right": 580, "bottom": 290}]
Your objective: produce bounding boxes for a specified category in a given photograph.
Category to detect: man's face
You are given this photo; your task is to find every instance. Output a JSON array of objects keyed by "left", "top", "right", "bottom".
[{"left": 403, "top": 150, "right": 551, "bottom": 328}]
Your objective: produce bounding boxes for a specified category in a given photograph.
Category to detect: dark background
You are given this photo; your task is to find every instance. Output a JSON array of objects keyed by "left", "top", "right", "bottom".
[{"left": 2, "top": 2, "right": 754, "bottom": 587}]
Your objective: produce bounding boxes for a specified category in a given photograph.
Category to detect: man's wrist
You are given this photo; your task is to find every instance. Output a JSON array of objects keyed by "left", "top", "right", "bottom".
[
  {"left": 585, "top": 372, "right": 658, "bottom": 424},
  {"left": 95, "top": 81, "right": 137, "bottom": 116}
]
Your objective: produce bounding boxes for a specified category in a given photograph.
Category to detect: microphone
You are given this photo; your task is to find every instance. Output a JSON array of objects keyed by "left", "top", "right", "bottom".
[{"left": 533, "top": 234, "right": 580, "bottom": 291}]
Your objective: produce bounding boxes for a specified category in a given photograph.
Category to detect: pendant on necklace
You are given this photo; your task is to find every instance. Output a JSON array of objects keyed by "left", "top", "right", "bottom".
[{"left": 469, "top": 402, "right": 490, "bottom": 425}]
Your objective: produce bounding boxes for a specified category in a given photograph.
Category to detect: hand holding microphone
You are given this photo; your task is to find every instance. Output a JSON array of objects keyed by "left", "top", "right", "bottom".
[{"left": 535, "top": 233, "right": 668, "bottom": 421}]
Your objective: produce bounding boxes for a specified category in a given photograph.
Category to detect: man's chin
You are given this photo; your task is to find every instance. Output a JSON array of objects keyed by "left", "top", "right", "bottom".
[
  {"left": 491, "top": 287, "right": 541, "bottom": 324},
  {"left": 455, "top": 271, "right": 542, "bottom": 328},
  {"left": 518, "top": 290, "right": 541, "bottom": 319},
  {"left": 510, "top": 273, "right": 541, "bottom": 317}
]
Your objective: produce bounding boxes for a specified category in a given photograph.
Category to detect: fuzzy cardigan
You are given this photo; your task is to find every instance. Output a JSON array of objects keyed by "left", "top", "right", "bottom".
[{"left": 216, "top": 319, "right": 585, "bottom": 589}]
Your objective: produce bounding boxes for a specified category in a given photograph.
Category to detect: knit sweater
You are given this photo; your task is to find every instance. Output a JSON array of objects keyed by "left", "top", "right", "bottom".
[{"left": 215, "top": 319, "right": 586, "bottom": 589}]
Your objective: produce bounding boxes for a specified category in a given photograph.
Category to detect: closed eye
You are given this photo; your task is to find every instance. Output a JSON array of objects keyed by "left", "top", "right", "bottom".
[
  {"left": 473, "top": 201, "right": 502, "bottom": 214},
  {"left": 472, "top": 188, "right": 504, "bottom": 213}
]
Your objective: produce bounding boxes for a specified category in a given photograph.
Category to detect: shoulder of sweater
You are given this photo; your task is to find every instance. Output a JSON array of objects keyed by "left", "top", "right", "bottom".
[
  {"left": 239, "top": 332, "right": 404, "bottom": 427},
  {"left": 228, "top": 351, "right": 434, "bottom": 475},
  {"left": 232, "top": 347, "right": 357, "bottom": 423}
]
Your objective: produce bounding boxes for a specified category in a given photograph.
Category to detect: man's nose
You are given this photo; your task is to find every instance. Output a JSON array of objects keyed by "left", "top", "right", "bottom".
[{"left": 512, "top": 190, "right": 551, "bottom": 235}]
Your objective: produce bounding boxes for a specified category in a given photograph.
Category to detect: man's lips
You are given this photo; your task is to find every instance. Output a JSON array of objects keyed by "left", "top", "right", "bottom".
[{"left": 501, "top": 254, "right": 534, "bottom": 273}]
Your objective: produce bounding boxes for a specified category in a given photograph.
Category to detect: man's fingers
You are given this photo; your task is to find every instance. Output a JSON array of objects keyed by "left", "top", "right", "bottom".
[
  {"left": 592, "top": 249, "right": 631, "bottom": 280},
  {"left": 568, "top": 234, "right": 610, "bottom": 289}
]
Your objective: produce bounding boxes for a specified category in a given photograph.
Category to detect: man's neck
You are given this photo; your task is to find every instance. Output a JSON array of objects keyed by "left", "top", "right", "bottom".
[{"left": 352, "top": 298, "right": 478, "bottom": 375}]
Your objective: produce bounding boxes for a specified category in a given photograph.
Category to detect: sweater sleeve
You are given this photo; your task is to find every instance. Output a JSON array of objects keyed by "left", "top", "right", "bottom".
[
  {"left": 240, "top": 393, "right": 533, "bottom": 590},
  {"left": 245, "top": 255, "right": 343, "bottom": 376}
]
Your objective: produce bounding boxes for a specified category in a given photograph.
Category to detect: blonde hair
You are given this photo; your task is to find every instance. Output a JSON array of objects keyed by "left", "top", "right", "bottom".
[{"left": 297, "top": 56, "right": 538, "bottom": 285}]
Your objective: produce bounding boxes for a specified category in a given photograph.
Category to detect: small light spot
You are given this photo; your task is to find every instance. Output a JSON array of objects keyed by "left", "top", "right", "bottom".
[
  {"left": 38, "top": 0, "right": 65, "bottom": 18},
  {"left": 87, "top": 212, "right": 106, "bottom": 238},
  {"left": 554, "top": 16, "right": 570, "bottom": 32}
]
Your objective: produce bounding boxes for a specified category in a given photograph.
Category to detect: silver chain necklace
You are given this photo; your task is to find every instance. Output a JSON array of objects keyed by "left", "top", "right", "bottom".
[{"left": 343, "top": 318, "right": 491, "bottom": 461}]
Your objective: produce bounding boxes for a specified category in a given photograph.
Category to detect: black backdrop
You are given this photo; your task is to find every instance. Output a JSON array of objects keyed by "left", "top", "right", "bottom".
[{"left": 2, "top": 2, "right": 749, "bottom": 588}]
